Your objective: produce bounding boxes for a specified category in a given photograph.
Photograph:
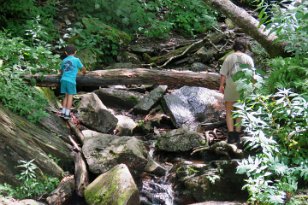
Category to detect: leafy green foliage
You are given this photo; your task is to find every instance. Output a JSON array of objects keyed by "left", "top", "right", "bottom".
[
  {"left": 268, "top": 2, "right": 308, "bottom": 56},
  {"left": 265, "top": 57, "right": 308, "bottom": 96},
  {"left": 73, "top": 0, "right": 151, "bottom": 32},
  {"left": 141, "top": 0, "right": 217, "bottom": 38},
  {"left": 73, "top": 0, "right": 216, "bottom": 39},
  {"left": 0, "top": 159, "right": 59, "bottom": 199},
  {"left": 234, "top": 89, "right": 308, "bottom": 204},
  {"left": 0, "top": 0, "right": 58, "bottom": 41},
  {"left": 68, "top": 17, "right": 131, "bottom": 67},
  {"left": 0, "top": 32, "right": 60, "bottom": 122}
]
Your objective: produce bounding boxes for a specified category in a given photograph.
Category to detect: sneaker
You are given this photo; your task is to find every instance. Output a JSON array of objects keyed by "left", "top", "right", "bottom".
[{"left": 63, "top": 114, "right": 71, "bottom": 120}]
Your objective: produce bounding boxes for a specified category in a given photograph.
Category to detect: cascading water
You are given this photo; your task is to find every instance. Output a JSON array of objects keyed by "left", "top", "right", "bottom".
[{"left": 140, "top": 141, "right": 174, "bottom": 205}]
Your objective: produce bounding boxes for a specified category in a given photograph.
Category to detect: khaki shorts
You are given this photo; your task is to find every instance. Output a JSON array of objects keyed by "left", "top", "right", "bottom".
[{"left": 224, "top": 78, "right": 240, "bottom": 102}]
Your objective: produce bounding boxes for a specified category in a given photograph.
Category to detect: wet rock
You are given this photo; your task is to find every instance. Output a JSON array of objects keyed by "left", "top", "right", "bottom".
[
  {"left": 134, "top": 85, "right": 168, "bottom": 114},
  {"left": 115, "top": 115, "right": 137, "bottom": 136},
  {"left": 157, "top": 128, "right": 206, "bottom": 152},
  {"left": 140, "top": 175, "right": 174, "bottom": 205},
  {"left": 95, "top": 87, "right": 144, "bottom": 109},
  {"left": 77, "top": 93, "right": 118, "bottom": 133},
  {"left": 176, "top": 160, "right": 247, "bottom": 202},
  {"left": 162, "top": 86, "right": 224, "bottom": 130},
  {"left": 82, "top": 130, "right": 148, "bottom": 176},
  {"left": 84, "top": 164, "right": 139, "bottom": 205}
]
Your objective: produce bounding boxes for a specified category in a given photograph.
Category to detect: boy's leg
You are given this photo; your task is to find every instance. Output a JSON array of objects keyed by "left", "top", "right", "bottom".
[
  {"left": 225, "top": 101, "right": 235, "bottom": 132},
  {"left": 64, "top": 82, "right": 76, "bottom": 119},
  {"left": 61, "top": 94, "right": 68, "bottom": 115},
  {"left": 60, "top": 81, "right": 68, "bottom": 115}
]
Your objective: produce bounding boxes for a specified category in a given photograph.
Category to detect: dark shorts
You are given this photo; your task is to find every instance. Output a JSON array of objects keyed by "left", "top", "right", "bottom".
[{"left": 60, "top": 80, "right": 77, "bottom": 95}]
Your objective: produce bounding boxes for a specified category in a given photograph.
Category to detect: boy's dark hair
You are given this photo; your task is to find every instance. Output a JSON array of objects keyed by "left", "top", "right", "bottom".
[
  {"left": 233, "top": 39, "right": 248, "bottom": 52},
  {"left": 65, "top": 45, "right": 77, "bottom": 55}
]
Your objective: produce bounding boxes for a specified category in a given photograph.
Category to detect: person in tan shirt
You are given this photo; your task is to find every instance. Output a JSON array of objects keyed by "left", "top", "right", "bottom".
[{"left": 219, "top": 39, "right": 254, "bottom": 144}]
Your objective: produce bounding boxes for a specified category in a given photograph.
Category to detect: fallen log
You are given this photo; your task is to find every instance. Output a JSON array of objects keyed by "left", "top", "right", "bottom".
[
  {"left": 46, "top": 175, "right": 75, "bottom": 205},
  {"left": 24, "top": 68, "right": 220, "bottom": 89},
  {"left": 203, "top": 0, "right": 287, "bottom": 57},
  {"left": 74, "top": 151, "right": 89, "bottom": 197}
]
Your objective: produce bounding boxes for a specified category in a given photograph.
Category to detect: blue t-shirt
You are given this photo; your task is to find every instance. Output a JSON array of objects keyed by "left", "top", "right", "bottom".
[{"left": 60, "top": 55, "right": 83, "bottom": 84}]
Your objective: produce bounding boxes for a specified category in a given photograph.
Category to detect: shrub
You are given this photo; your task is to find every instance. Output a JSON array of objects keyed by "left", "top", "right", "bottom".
[
  {"left": 68, "top": 17, "right": 131, "bottom": 67},
  {"left": 235, "top": 89, "right": 308, "bottom": 204},
  {"left": 0, "top": 32, "right": 60, "bottom": 122},
  {"left": 0, "top": 159, "right": 59, "bottom": 199}
]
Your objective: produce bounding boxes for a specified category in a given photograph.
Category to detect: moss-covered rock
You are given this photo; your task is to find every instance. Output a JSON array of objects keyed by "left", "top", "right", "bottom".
[{"left": 84, "top": 164, "right": 139, "bottom": 205}]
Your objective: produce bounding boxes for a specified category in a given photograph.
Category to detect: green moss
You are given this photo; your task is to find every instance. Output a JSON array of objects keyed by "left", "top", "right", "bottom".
[
  {"left": 128, "top": 96, "right": 139, "bottom": 104},
  {"left": 84, "top": 165, "right": 137, "bottom": 205}
]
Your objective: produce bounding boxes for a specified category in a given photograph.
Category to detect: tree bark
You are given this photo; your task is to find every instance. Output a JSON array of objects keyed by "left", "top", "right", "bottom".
[
  {"left": 74, "top": 151, "right": 89, "bottom": 197},
  {"left": 24, "top": 68, "right": 220, "bottom": 89},
  {"left": 203, "top": 0, "right": 286, "bottom": 57},
  {"left": 46, "top": 175, "right": 75, "bottom": 205}
]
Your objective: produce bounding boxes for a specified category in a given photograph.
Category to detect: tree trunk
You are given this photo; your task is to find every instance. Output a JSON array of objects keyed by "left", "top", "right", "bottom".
[
  {"left": 203, "top": 0, "right": 286, "bottom": 57},
  {"left": 24, "top": 68, "right": 220, "bottom": 89}
]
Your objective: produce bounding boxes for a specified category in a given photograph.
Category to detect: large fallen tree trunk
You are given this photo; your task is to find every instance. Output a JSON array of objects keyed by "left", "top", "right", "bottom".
[
  {"left": 203, "top": 0, "right": 286, "bottom": 57},
  {"left": 24, "top": 68, "right": 220, "bottom": 89}
]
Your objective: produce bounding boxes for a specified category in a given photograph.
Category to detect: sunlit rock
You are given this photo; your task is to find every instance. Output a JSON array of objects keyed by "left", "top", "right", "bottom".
[
  {"left": 77, "top": 93, "right": 118, "bottom": 133},
  {"left": 162, "top": 86, "right": 224, "bottom": 130},
  {"left": 84, "top": 164, "right": 139, "bottom": 205},
  {"left": 115, "top": 115, "right": 137, "bottom": 136},
  {"left": 82, "top": 131, "right": 148, "bottom": 176}
]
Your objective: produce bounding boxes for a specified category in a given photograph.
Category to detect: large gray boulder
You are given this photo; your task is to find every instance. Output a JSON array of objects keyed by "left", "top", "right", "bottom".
[
  {"left": 0, "top": 104, "right": 72, "bottom": 186},
  {"left": 82, "top": 130, "right": 148, "bottom": 176},
  {"left": 162, "top": 86, "right": 224, "bottom": 130},
  {"left": 157, "top": 128, "right": 206, "bottom": 152},
  {"left": 84, "top": 164, "right": 139, "bottom": 205},
  {"left": 78, "top": 93, "right": 118, "bottom": 133}
]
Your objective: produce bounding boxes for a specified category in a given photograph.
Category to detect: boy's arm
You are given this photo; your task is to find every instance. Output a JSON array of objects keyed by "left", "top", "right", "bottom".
[{"left": 81, "top": 67, "right": 86, "bottom": 75}]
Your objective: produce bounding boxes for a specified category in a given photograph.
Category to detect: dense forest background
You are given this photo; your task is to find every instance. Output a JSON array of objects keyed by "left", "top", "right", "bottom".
[{"left": 0, "top": 0, "right": 307, "bottom": 204}]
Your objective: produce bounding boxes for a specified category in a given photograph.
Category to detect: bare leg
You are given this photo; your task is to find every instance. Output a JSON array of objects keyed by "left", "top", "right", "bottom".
[
  {"left": 66, "top": 95, "right": 73, "bottom": 110},
  {"left": 62, "top": 94, "right": 68, "bottom": 108},
  {"left": 225, "top": 101, "right": 235, "bottom": 132}
]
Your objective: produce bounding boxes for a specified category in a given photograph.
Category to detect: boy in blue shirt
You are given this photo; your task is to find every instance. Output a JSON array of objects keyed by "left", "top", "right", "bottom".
[{"left": 59, "top": 45, "right": 86, "bottom": 120}]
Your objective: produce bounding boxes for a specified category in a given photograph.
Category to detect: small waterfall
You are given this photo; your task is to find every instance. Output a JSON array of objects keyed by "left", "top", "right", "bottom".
[
  {"left": 140, "top": 141, "right": 174, "bottom": 205},
  {"left": 140, "top": 173, "right": 174, "bottom": 205}
]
